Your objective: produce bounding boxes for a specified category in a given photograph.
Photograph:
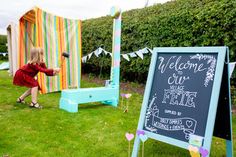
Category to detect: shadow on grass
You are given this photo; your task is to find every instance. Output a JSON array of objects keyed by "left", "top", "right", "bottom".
[
  {"left": 3, "top": 103, "right": 29, "bottom": 111},
  {"left": 79, "top": 103, "right": 108, "bottom": 110}
]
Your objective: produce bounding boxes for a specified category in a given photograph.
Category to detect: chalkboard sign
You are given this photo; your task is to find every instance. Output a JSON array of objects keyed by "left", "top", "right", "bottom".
[
  {"left": 132, "top": 47, "right": 233, "bottom": 157},
  {"left": 144, "top": 52, "right": 218, "bottom": 142}
]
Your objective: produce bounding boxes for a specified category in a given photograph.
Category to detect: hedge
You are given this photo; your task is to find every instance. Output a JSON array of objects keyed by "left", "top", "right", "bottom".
[
  {"left": 81, "top": 0, "right": 236, "bottom": 84},
  {"left": 0, "top": 35, "right": 7, "bottom": 53}
]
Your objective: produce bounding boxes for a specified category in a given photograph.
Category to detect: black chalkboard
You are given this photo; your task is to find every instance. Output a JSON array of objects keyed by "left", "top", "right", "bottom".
[{"left": 143, "top": 53, "right": 218, "bottom": 143}]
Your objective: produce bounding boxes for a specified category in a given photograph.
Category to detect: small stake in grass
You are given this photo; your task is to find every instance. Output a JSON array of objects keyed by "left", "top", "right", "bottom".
[
  {"left": 139, "top": 134, "right": 148, "bottom": 157},
  {"left": 120, "top": 93, "right": 126, "bottom": 108},
  {"left": 123, "top": 94, "right": 132, "bottom": 113},
  {"left": 125, "top": 132, "right": 134, "bottom": 157}
]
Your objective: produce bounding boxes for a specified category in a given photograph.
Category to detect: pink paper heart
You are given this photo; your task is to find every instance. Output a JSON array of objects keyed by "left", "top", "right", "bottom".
[
  {"left": 188, "top": 145, "right": 199, "bottom": 153},
  {"left": 199, "top": 147, "right": 209, "bottom": 157},
  {"left": 121, "top": 93, "right": 126, "bottom": 97},
  {"left": 125, "top": 133, "right": 134, "bottom": 141},
  {"left": 188, "top": 145, "right": 200, "bottom": 157},
  {"left": 136, "top": 130, "right": 145, "bottom": 136},
  {"left": 125, "top": 94, "right": 132, "bottom": 98}
]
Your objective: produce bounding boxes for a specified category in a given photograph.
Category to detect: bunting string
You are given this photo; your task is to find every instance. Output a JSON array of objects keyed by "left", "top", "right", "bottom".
[
  {"left": 82, "top": 48, "right": 236, "bottom": 79},
  {"left": 82, "top": 47, "right": 153, "bottom": 63}
]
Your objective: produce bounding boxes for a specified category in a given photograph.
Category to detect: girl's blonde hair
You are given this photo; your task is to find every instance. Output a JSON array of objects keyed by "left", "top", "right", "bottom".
[{"left": 28, "top": 47, "right": 45, "bottom": 64}]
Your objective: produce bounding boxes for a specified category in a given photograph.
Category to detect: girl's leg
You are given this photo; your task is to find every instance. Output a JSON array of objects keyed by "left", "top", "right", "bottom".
[
  {"left": 20, "top": 89, "right": 31, "bottom": 99},
  {"left": 30, "top": 86, "right": 42, "bottom": 109},
  {"left": 31, "top": 86, "right": 38, "bottom": 103},
  {"left": 18, "top": 89, "right": 31, "bottom": 102}
]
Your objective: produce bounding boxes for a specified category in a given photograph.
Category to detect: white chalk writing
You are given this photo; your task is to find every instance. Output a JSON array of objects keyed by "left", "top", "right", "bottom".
[{"left": 158, "top": 56, "right": 207, "bottom": 74}]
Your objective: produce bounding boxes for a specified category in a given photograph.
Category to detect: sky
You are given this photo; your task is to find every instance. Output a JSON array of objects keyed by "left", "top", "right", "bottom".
[{"left": 0, "top": 0, "right": 171, "bottom": 35}]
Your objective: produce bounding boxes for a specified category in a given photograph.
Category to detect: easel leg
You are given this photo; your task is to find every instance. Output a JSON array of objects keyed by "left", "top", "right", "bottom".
[
  {"left": 132, "top": 136, "right": 141, "bottom": 157},
  {"left": 226, "top": 140, "right": 233, "bottom": 157}
]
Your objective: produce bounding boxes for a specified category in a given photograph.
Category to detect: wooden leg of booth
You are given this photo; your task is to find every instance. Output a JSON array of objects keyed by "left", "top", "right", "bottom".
[
  {"left": 102, "top": 98, "right": 118, "bottom": 107},
  {"left": 59, "top": 98, "right": 78, "bottom": 113}
]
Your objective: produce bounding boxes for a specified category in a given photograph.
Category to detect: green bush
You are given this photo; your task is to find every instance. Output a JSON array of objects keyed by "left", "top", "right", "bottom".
[
  {"left": 0, "top": 35, "right": 7, "bottom": 52},
  {"left": 0, "top": 55, "right": 8, "bottom": 60},
  {"left": 81, "top": 0, "right": 236, "bottom": 84},
  {"left": 231, "top": 86, "right": 236, "bottom": 106}
]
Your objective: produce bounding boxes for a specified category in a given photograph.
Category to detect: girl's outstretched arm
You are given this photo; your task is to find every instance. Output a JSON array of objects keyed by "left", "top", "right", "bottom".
[{"left": 33, "top": 63, "right": 54, "bottom": 76}]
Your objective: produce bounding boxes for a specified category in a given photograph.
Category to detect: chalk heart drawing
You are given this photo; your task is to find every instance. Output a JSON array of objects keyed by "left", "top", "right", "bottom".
[
  {"left": 125, "top": 133, "right": 134, "bottom": 141},
  {"left": 139, "top": 134, "right": 148, "bottom": 142},
  {"left": 199, "top": 147, "right": 209, "bottom": 157},
  {"left": 186, "top": 120, "right": 193, "bottom": 128},
  {"left": 188, "top": 145, "right": 200, "bottom": 157}
]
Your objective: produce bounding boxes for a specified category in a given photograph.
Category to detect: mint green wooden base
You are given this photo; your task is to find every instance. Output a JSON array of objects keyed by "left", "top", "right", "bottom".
[{"left": 59, "top": 87, "right": 119, "bottom": 112}]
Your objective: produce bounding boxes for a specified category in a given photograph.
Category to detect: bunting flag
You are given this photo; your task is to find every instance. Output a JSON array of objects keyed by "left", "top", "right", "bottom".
[
  {"left": 82, "top": 56, "right": 87, "bottom": 63},
  {"left": 129, "top": 52, "right": 137, "bottom": 58},
  {"left": 145, "top": 47, "right": 153, "bottom": 54},
  {"left": 88, "top": 52, "right": 93, "bottom": 59},
  {"left": 94, "top": 47, "right": 103, "bottom": 57},
  {"left": 0, "top": 53, "right": 8, "bottom": 56},
  {"left": 229, "top": 62, "right": 236, "bottom": 78},
  {"left": 18, "top": 7, "right": 82, "bottom": 94},
  {"left": 122, "top": 54, "right": 130, "bottom": 61},
  {"left": 104, "top": 49, "right": 111, "bottom": 55},
  {"left": 136, "top": 50, "right": 144, "bottom": 60}
]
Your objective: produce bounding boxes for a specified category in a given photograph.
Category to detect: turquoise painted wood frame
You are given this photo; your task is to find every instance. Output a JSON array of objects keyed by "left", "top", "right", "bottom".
[
  {"left": 132, "top": 47, "right": 233, "bottom": 157},
  {"left": 59, "top": 7, "right": 121, "bottom": 112}
]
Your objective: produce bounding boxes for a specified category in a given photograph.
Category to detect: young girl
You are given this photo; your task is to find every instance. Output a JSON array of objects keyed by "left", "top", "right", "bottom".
[{"left": 13, "top": 47, "right": 60, "bottom": 109}]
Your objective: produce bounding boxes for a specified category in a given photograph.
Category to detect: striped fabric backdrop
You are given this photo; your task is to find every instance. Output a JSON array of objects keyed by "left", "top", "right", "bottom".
[{"left": 19, "top": 7, "right": 82, "bottom": 94}]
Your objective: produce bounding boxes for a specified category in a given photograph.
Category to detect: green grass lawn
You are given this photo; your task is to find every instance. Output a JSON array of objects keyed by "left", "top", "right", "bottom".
[{"left": 0, "top": 70, "right": 235, "bottom": 157}]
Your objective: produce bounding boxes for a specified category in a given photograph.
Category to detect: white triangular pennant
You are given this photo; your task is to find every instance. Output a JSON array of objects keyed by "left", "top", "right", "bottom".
[
  {"left": 136, "top": 50, "right": 144, "bottom": 60},
  {"left": 129, "top": 52, "right": 137, "bottom": 58},
  {"left": 103, "top": 49, "right": 111, "bottom": 55},
  {"left": 88, "top": 52, "right": 93, "bottom": 59},
  {"left": 94, "top": 48, "right": 98, "bottom": 57},
  {"left": 146, "top": 48, "right": 153, "bottom": 53},
  {"left": 142, "top": 47, "right": 149, "bottom": 54},
  {"left": 82, "top": 56, "right": 87, "bottom": 63},
  {"left": 229, "top": 62, "right": 236, "bottom": 78},
  {"left": 122, "top": 54, "right": 130, "bottom": 61},
  {"left": 94, "top": 47, "right": 103, "bottom": 57}
]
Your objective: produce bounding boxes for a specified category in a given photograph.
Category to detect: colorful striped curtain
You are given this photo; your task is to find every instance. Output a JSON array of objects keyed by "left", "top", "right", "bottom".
[{"left": 19, "top": 7, "right": 82, "bottom": 94}]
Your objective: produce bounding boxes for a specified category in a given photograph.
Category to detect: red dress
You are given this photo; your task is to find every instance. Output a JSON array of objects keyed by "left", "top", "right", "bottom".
[{"left": 13, "top": 63, "right": 54, "bottom": 89}]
